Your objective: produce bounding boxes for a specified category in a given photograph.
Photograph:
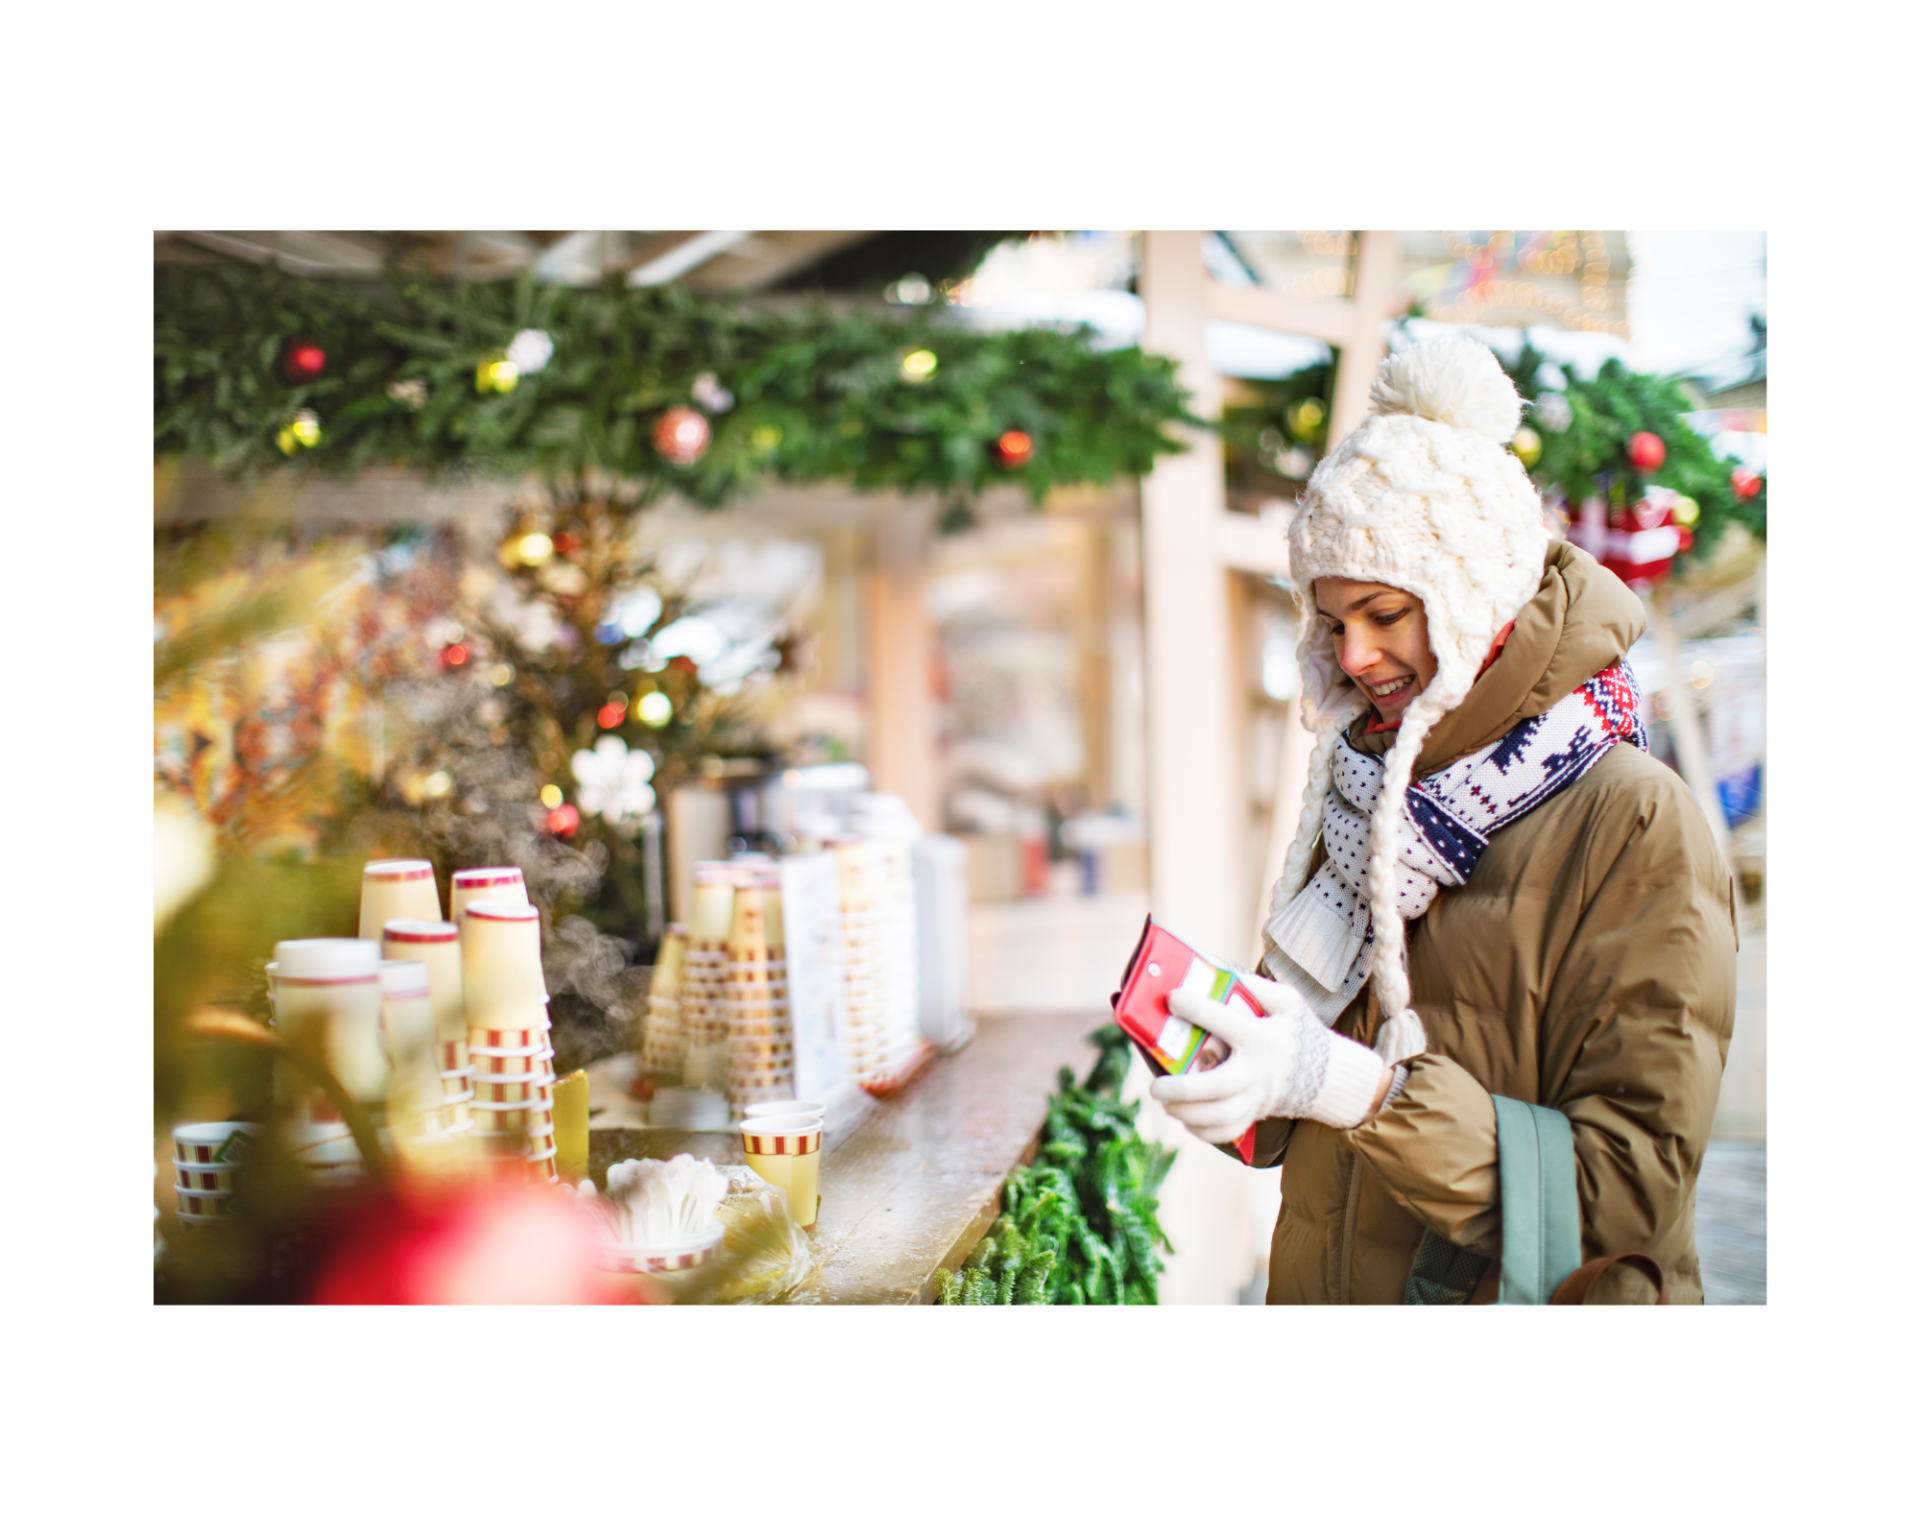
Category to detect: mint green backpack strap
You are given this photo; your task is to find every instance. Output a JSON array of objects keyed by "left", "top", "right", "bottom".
[{"left": 1491, "top": 1095, "right": 1583, "bottom": 1305}]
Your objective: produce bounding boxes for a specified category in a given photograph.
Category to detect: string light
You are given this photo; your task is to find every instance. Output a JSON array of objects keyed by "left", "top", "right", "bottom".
[
  {"left": 540, "top": 784, "right": 565, "bottom": 809},
  {"left": 636, "top": 691, "right": 673, "bottom": 727},
  {"left": 900, "top": 349, "right": 938, "bottom": 382}
]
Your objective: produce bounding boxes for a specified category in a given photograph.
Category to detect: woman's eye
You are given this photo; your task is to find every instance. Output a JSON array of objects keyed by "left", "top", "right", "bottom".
[{"left": 1375, "top": 609, "right": 1406, "bottom": 625}]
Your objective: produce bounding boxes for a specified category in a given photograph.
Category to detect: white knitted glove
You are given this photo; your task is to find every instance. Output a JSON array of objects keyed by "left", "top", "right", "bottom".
[{"left": 1148, "top": 972, "right": 1389, "bottom": 1143}]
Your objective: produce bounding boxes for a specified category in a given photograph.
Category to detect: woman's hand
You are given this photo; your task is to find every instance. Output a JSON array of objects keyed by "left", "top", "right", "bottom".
[{"left": 1149, "top": 972, "right": 1394, "bottom": 1143}]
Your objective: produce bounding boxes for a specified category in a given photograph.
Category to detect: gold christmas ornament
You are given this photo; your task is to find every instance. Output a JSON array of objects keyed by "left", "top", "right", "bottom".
[{"left": 1511, "top": 425, "right": 1543, "bottom": 468}]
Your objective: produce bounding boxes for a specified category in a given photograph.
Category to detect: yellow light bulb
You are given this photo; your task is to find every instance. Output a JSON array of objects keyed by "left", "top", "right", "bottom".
[
  {"left": 901, "top": 349, "right": 938, "bottom": 382},
  {"left": 516, "top": 532, "right": 554, "bottom": 567},
  {"left": 637, "top": 690, "right": 673, "bottom": 727},
  {"left": 540, "top": 784, "right": 564, "bottom": 809}
]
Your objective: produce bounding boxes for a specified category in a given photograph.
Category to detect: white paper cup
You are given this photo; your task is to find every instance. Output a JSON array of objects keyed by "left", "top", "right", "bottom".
[
  {"left": 274, "top": 939, "right": 388, "bottom": 1102},
  {"left": 172, "top": 1122, "right": 261, "bottom": 1167},
  {"left": 359, "top": 859, "right": 441, "bottom": 939},
  {"left": 460, "top": 900, "right": 546, "bottom": 1033}
]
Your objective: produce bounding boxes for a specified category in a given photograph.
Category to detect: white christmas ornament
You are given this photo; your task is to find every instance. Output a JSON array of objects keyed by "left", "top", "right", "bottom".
[
  {"left": 507, "top": 329, "right": 555, "bottom": 376},
  {"left": 570, "top": 735, "right": 657, "bottom": 825}
]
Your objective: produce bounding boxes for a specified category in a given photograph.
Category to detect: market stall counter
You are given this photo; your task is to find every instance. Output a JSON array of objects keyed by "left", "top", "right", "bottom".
[{"left": 585, "top": 1010, "right": 1103, "bottom": 1303}]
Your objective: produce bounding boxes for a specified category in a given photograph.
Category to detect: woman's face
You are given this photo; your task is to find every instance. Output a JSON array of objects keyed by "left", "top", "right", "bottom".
[{"left": 1314, "top": 577, "right": 1438, "bottom": 724}]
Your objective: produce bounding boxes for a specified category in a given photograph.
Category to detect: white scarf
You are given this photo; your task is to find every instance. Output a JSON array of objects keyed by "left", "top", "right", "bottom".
[{"left": 1264, "top": 663, "right": 1647, "bottom": 1026}]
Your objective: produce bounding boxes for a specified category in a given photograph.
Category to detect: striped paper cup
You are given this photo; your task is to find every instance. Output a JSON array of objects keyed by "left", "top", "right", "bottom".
[
  {"left": 172, "top": 1188, "right": 234, "bottom": 1217},
  {"left": 739, "top": 1118, "right": 823, "bottom": 1156},
  {"left": 472, "top": 1075, "right": 556, "bottom": 1106},
  {"left": 471, "top": 1103, "right": 554, "bottom": 1135},
  {"left": 172, "top": 1160, "right": 238, "bottom": 1193},
  {"left": 437, "top": 1039, "right": 471, "bottom": 1073},
  {"left": 525, "top": 1149, "right": 558, "bottom": 1182},
  {"left": 172, "top": 1122, "right": 261, "bottom": 1168},
  {"left": 600, "top": 1220, "right": 727, "bottom": 1274},
  {"left": 469, "top": 1045, "right": 553, "bottom": 1077},
  {"left": 469, "top": 1025, "right": 548, "bottom": 1051}
]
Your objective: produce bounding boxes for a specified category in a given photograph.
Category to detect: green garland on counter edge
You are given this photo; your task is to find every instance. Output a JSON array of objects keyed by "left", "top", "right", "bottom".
[
  {"left": 155, "top": 264, "right": 1198, "bottom": 528},
  {"left": 935, "top": 1025, "right": 1176, "bottom": 1305}
]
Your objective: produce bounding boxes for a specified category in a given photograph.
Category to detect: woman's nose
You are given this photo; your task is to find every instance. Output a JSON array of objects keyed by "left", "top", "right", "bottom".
[{"left": 1340, "top": 630, "right": 1378, "bottom": 676}]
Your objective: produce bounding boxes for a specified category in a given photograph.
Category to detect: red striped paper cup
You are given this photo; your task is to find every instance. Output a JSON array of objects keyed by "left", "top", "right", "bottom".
[
  {"left": 172, "top": 1161, "right": 237, "bottom": 1193},
  {"left": 450, "top": 866, "right": 527, "bottom": 921},
  {"left": 172, "top": 1122, "right": 261, "bottom": 1167},
  {"left": 599, "top": 1221, "right": 727, "bottom": 1274},
  {"left": 469, "top": 1025, "right": 547, "bottom": 1050},
  {"left": 472, "top": 1075, "right": 556, "bottom": 1105},
  {"left": 437, "top": 1039, "right": 471, "bottom": 1073},
  {"left": 173, "top": 1187, "right": 234, "bottom": 1218},
  {"left": 739, "top": 1118, "right": 823, "bottom": 1157},
  {"left": 471, "top": 1103, "right": 554, "bottom": 1135},
  {"left": 525, "top": 1149, "right": 558, "bottom": 1182},
  {"left": 468, "top": 1045, "right": 553, "bottom": 1076}
]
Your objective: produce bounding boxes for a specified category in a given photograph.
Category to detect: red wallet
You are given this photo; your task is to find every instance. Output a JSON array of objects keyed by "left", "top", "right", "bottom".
[{"left": 1111, "top": 916, "right": 1261, "bottom": 1165}]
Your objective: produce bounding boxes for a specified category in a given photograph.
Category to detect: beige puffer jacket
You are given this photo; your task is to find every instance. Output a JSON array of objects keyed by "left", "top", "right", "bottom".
[{"left": 1238, "top": 542, "right": 1737, "bottom": 1304}]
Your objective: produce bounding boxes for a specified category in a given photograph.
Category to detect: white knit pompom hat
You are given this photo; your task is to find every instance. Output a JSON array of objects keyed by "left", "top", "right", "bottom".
[{"left": 1272, "top": 333, "right": 1548, "bottom": 1063}]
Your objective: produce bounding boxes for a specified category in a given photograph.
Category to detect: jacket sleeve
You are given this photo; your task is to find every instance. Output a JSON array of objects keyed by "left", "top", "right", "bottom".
[{"left": 1344, "top": 769, "right": 1737, "bottom": 1297}]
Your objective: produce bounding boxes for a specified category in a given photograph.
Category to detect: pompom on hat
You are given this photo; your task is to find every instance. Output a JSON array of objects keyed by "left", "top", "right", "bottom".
[{"left": 1271, "top": 333, "right": 1550, "bottom": 1065}]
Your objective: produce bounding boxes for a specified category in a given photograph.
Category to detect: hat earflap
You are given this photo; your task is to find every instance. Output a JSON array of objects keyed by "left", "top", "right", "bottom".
[{"left": 1362, "top": 688, "right": 1447, "bottom": 1066}]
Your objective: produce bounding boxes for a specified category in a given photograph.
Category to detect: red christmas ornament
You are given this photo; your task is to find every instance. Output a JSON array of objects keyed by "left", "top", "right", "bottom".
[
  {"left": 1627, "top": 431, "right": 1666, "bottom": 471},
  {"left": 283, "top": 340, "right": 328, "bottom": 384},
  {"left": 994, "top": 429, "right": 1033, "bottom": 468},
  {"left": 597, "top": 700, "right": 627, "bottom": 730},
  {"left": 1731, "top": 467, "right": 1762, "bottom": 501},
  {"left": 546, "top": 804, "right": 581, "bottom": 837},
  {"left": 653, "top": 406, "right": 711, "bottom": 466},
  {"left": 439, "top": 643, "right": 470, "bottom": 670}
]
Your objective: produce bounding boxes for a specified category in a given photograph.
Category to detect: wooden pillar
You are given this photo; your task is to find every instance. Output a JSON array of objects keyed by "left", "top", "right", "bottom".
[
  {"left": 1325, "top": 231, "right": 1402, "bottom": 447},
  {"left": 865, "top": 498, "right": 940, "bottom": 830},
  {"left": 1139, "top": 232, "right": 1241, "bottom": 953}
]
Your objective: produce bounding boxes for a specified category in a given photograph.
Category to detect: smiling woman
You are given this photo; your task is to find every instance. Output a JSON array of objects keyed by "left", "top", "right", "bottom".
[{"left": 1150, "top": 333, "right": 1737, "bottom": 1305}]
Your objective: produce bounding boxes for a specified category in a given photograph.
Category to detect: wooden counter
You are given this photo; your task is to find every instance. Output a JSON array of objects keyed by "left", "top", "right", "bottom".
[{"left": 586, "top": 1010, "right": 1104, "bottom": 1304}]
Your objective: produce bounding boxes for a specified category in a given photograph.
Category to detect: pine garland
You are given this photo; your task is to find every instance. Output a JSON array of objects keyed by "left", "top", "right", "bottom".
[
  {"left": 154, "top": 264, "right": 1197, "bottom": 523},
  {"left": 934, "top": 1025, "right": 1175, "bottom": 1305}
]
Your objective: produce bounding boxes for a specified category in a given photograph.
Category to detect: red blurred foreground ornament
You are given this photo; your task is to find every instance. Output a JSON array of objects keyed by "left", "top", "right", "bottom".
[
  {"left": 1627, "top": 431, "right": 1666, "bottom": 471},
  {"left": 653, "top": 406, "right": 711, "bottom": 466},
  {"left": 1731, "top": 467, "right": 1762, "bottom": 500},
  {"left": 308, "top": 1184, "right": 641, "bottom": 1305},
  {"left": 283, "top": 339, "right": 327, "bottom": 384},
  {"left": 546, "top": 804, "right": 581, "bottom": 837},
  {"left": 995, "top": 429, "right": 1033, "bottom": 467}
]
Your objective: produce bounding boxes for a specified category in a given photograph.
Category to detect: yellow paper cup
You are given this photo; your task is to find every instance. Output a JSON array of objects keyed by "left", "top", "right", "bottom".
[{"left": 740, "top": 1115, "right": 824, "bottom": 1228}]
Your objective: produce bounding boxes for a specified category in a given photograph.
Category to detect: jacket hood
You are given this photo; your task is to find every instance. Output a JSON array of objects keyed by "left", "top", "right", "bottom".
[{"left": 1351, "top": 540, "right": 1646, "bottom": 779}]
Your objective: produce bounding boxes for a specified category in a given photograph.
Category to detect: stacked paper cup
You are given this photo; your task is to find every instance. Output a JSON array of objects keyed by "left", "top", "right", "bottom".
[
  {"left": 450, "top": 866, "right": 527, "bottom": 923},
  {"left": 381, "top": 919, "right": 472, "bottom": 1124},
  {"left": 358, "top": 858, "right": 442, "bottom": 940},
  {"left": 172, "top": 1122, "right": 259, "bottom": 1227},
  {"left": 462, "top": 899, "right": 559, "bottom": 1182},
  {"left": 272, "top": 939, "right": 388, "bottom": 1162},
  {"left": 726, "top": 866, "right": 796, "bottom": 1113},
  {"left": 828, "top": 836, "right": 890, "bottom": 1085},
  {"left": 680, "top": 862, "right": 740, "bottom": 1092},
  {"left": 641, "top": 923, "right": 689, "bottom": 1084},
  {"left": 379, "top": 959, "right": 475, "bottom": 1180},
  {"left": 868, "top": 834, "right": 924, "bottom": 1076}
]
